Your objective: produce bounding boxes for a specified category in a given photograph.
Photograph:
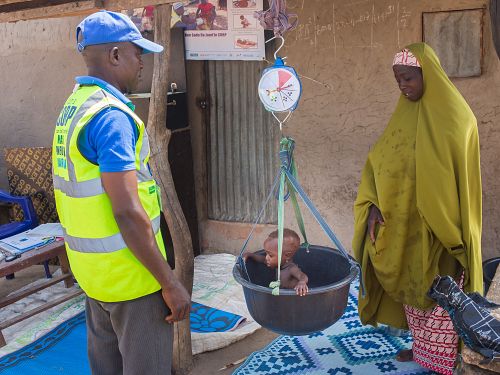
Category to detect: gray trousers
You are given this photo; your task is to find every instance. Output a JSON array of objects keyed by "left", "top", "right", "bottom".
[{"left": 86, "top": 291, "right": 173, "bottom": 375}]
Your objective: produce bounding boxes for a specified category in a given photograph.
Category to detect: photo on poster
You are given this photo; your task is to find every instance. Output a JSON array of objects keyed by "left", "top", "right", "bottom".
[
  {"left": 123, "top": 6, "right": 155, "bottom": 33},
  {"left": 182, "top": 0, "right": 265, "bottom": 60},
  {"left": 171, "top": 0, "right": 228, "bottom": 30},
  {"left": 217, "top": 0, "right": 228, "bottom": 10},
  {"left": 232, "top": 0, "right": 257, "bottom": 8},
  {"left": 235, "top": 35, "right": 258, "bottom": 49},
  {"left": 233, "top": 13, "right": 257, "bottom": 29}
]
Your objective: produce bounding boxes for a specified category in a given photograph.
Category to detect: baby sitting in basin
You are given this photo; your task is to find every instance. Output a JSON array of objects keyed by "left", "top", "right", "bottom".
[{"left": 243, "top": 228, "right": 309, "bottom": 296}]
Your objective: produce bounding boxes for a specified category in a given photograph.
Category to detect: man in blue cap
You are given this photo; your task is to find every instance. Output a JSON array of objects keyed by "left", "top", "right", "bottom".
[{"left": 52, "top": 10, "right": 190, "bottom": 374}]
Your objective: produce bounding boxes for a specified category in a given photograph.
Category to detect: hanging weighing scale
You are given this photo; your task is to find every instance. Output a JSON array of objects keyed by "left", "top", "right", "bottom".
[
  {"left": 258, "top": 57, "right": 302, "bottom": 113},
  {"left": 257, "top": 36, "right": 302, "bottom": 128},
  {"left": 233, "top": 33, "right": 362, "bottom": 336}
]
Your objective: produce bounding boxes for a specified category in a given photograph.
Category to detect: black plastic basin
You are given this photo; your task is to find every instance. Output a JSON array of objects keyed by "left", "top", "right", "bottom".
[
  {"left": 233, "top": 245, "right": 358, "bottom": 336},
  {"left": 483, "top": 257, "right": 500, "bottom": 295}
]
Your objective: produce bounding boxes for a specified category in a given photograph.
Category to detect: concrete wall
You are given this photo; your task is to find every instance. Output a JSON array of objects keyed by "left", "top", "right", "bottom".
[
  {"left": 189, "top": 0, "right": 500, "bottom": 259},
  {"left": 0, "top": 15, "right": 166, "bottom": 190},
  {"left": 0, "top": 17, "right": 85, "bottom": 189}
]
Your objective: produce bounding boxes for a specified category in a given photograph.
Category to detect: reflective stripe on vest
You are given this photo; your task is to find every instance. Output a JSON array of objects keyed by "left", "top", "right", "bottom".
[
  {"left": 64, "top": 215, "right": 161, "bottom": 253},
  {"left": 53, "top": 170, "right": 154, "bottom": 198},
  {"left": 53, "top": 175, "right": 104, "bottom": 198}
]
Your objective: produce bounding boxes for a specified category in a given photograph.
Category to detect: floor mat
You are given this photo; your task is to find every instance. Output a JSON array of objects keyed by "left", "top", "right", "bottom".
[
  {"left": 0, "top": 254, "right": 259, "bottom": 358},
  {"left": 191, "top": 302, "right": 246, "bottom": 333},
  {"left": 0, "top": 313, "right": 88, "bottom": 375},
  {"left": 0, "top": 300, "right": 248, "bottom": 374},
  {"left": 233, "top": 283, "right": 434, "bottom": 375},
  {"left": 191, "top": 253, "right": 260, "bottom": 354},
  {"left": 0, "top": 270, "right": 86, "bottom": 358}
]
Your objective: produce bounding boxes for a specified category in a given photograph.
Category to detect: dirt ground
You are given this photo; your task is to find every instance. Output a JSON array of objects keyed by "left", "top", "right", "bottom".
[
  {"left": 191, "top": 328, "right": 278, "bottom": 374},
  {"left": 0, "top": 265, "right": 278, "bottom": 375}
]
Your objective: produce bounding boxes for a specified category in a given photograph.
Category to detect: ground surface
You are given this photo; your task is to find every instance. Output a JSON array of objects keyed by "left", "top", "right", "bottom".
[
  {"left": 2, "top": 266, "right": 497, "bottom": 375},
  {"left": 0, "top": 265, "right": 278, "bottom": 375}
]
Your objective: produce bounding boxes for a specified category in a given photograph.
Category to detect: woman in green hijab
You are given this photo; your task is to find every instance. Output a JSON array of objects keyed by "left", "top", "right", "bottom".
[{"left": 352, "top": 43, "right": 483, "bottom": 375}]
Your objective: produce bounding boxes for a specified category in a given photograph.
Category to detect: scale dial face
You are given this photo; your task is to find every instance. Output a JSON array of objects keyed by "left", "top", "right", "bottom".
[{"left": 258, "top": 67, "right": 302, "bottom": 112}]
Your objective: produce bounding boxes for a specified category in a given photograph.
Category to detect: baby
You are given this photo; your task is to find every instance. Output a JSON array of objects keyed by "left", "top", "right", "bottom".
[
  {"left": 244, "top": 228, "right": 309, "bottom": 296},
  {"left": 240, "top": 15, "right": 250, "bottom": 28}
]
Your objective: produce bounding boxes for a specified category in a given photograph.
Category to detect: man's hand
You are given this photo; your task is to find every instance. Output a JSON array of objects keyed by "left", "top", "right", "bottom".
[
  {"left": 162, "top": 279, "right": 191, "bottom": 323},
  {"left": 294, "top": 281, "right": 308, "bottom": 296},
  {"left": 368, "top": 205, "right": 384, "bottom": 243}
]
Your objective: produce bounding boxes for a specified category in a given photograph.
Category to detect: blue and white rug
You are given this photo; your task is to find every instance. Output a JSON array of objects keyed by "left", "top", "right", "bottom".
[
  {"left": 0, "top": 254, "right": 259, "bottom": 357},
  {"left": 233, "top": 283, "right": 433, "bottom": 375},
  {"left": 191, "top": 302, "right": 246, "bottom": 333},
  {"left": 0, "top": 302, "right": 246, "bottom": 374}
]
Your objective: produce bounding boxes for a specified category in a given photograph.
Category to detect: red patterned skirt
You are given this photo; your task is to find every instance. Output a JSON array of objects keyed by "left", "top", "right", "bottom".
[
  {"left": 404, "top": 303, "right": 459, "bottom": 375},
  {"left": 404, "top": 273, "right": 464, "bottom": 375}
]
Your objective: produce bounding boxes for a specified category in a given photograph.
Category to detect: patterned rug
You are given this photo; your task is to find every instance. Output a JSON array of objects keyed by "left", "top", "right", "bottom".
[
  {"left": 0, "top": 302, "right": 246, "bottom": 374},
  {"left": 233, "top": 283, "right": 434, "bottom": 375},
  {"left": 0, "top": 254, "right": 259, "bottom": 357},
  {"left": 0, "top": 313, "right": 88, "bottom": 374},
  {"left": 191, "top": 302, "right": 246, "bottom": 333}
]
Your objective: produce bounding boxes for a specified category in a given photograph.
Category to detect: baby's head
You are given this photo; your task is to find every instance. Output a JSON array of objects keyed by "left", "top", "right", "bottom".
[
  {"left": 240, "top": 15, "right": 245, "bottom": 19},
  {"left": 263, "top": 228, "right": 300, "bottom": 268}
]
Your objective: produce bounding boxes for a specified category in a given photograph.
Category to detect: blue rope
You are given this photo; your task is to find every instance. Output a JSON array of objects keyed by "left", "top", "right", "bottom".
[
  {"left": 282, "top": 161, "right": 364, "bottom": 296},
  {"left": 237, "top": 172, "right": 281, "bottom": 282},
  {"left": 236, "top": 137, "right": 364, "bottom": 297}
]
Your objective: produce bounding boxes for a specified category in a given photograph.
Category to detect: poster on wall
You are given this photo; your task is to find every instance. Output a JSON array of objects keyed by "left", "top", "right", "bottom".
[
  {"left": 124, "top": 6, "right": 155, "bottom": 33},
  {"left": 171, "top": 0, "right": 265, "bottom": 61}
]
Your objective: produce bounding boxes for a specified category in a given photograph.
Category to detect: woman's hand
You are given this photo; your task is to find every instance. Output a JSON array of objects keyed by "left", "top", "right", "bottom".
[{"left": 368, "top": 205, "right": 385, "bottom": 243}]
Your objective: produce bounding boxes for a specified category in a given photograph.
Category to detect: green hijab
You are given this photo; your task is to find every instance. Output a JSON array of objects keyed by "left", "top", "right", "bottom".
[{"left": 352, "top": 43, "right": 483, "bottom": 328}]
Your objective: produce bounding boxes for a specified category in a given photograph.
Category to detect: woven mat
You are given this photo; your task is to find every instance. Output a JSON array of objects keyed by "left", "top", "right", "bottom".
[
  {"left": 0, "top": 253, "right": 260, "bottom": 358},
  {"left": 4, "top": 147, "right": 58, "bottom": 224},
  {"left": 233, "top": 282, "right": 433, "bottom": 375}
]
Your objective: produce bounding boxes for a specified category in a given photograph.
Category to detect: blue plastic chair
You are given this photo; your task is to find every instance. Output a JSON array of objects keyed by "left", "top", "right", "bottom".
[
  {"left": 0, "top": 190, "right": 51, "bottom": 279},
  {"left": 0, "top": 190, "right": 39, "bottom": 239}
]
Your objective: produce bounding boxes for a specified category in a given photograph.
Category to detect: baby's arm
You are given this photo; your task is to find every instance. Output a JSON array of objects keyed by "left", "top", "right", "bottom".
[
  {"left": 243, "top": 252, "right": 266, "bottom": 264},
  {"left": 291, "top": 266, "right": 309, "bottom": 296}
]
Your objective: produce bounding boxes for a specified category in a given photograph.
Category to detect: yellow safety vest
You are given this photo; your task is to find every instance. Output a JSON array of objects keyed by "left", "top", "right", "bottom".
[{"left": 52, "top": 84, "right": 166, "bottom": 302}]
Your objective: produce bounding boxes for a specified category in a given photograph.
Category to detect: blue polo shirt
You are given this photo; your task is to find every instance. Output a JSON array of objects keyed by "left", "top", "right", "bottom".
[{"left": 76, "top": 76, "right": 139, "bottom": 172}]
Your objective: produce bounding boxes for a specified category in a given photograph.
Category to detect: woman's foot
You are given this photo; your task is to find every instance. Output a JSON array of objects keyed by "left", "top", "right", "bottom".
[{"left": 395, "top": 349, "right": 413, "bottom": 362}]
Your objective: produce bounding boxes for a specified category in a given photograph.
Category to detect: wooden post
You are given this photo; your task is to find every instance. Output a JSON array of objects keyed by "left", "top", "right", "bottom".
[{"left": 147, "top": 4, "right": 194, "bottom": 375}]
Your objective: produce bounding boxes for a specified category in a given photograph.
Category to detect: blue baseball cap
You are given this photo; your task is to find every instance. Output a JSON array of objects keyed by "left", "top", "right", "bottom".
[{"left": 76, "top": 10, "right": 163, "bottom": 54}]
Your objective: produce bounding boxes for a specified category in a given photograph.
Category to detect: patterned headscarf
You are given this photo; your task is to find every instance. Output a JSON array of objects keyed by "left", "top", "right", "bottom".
[
  {"left": 173, "top": 2, "right": 184, "bottom": 10},
  {"left": 393, "top": 48, "right": 421, "bottom": 68}
]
